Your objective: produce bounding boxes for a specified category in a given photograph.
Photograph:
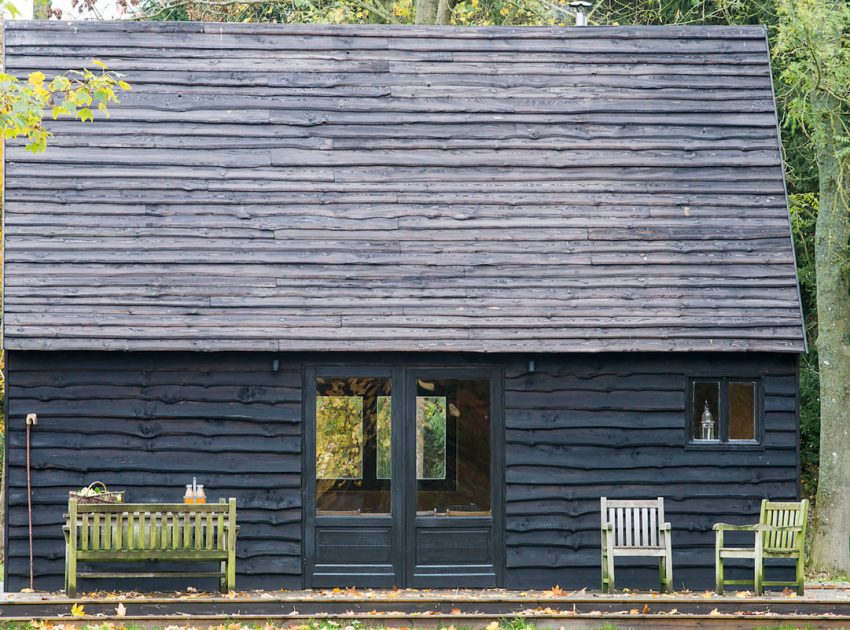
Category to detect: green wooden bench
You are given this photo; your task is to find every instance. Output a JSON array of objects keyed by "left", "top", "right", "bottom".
[
  {"left": 714, "top": 498, "right": 808, "bottom": 595},
  {"left": 64, "top": 498, "right": 238, "bottom": 596}
]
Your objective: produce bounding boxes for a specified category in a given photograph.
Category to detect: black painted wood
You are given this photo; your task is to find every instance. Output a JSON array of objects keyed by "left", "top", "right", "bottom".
[
  {"left": 1, "top": 22, "right": 804, "bottom": 353},
  {"left": 5, "top": 350, "right": 797, "bottom": 592},
  {"left": 4, "top": 351, "right": 303, "bottom": 592},
  {"left": 502, "top": 352, "right": 799, "bottom": 590}
]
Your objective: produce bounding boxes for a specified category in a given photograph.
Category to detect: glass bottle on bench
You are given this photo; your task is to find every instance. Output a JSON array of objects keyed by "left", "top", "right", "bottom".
[
  {"left": 184, "top": 484, "right": 195, "bottom": 504},
  {"left": 195, "top": 485, "right": 206, "bottom": 504}
]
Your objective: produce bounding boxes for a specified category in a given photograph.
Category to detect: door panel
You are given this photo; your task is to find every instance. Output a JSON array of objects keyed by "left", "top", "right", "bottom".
[
  {"left": 305, "top": 370, "right": 403, "bottom": 588},
  {"left": 406, "top": 372, "right": 500, "bottom": 588}
]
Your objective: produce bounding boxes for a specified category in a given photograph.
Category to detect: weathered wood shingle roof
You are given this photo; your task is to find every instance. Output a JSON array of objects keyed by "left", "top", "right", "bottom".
[{"left": 2, "top": 21, "right": 805, "bottom": 352}]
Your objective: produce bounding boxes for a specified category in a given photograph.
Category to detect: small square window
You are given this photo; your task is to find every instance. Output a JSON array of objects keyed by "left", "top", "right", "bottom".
[{"left": 689, "top": 377, "right": 761, "bottom": 446}]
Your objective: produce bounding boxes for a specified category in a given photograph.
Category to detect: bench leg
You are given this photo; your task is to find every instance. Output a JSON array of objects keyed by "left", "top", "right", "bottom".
[
  {"left": 67, "top": 558, "right": 77, "bottom": 598},
  {"left": 226, "top": 551, "right": 236, "bottom": 593},
  {"left": 795, "top": 555, "right": 805, "bottom": 596},
  {"left": 603, "top": 552, "right": 615, "bottom": 593},
  {"left": 665, "top": 550, "right": 673, "bottom": 593},
  {"left": 220, "top": 561, "right": 227, "bottom": 593}
]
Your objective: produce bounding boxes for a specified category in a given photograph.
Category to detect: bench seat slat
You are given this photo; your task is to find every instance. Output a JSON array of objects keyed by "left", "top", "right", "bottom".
[{"left": 80, "top": 571, "right": 225, "bottom": 579}]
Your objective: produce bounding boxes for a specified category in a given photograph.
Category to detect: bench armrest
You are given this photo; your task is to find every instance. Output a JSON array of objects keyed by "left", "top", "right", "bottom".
[
  {"left": 601, "top": 522, "right": 613, "bottom": 531},
  {"left": 660, "top": 522, "right": 671, "bottom": 531},
  {"left": 713, "top": 523, "right": 757, "bottom": 532}
]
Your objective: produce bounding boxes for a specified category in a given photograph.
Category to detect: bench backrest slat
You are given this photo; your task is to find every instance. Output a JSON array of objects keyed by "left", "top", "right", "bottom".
[
  {"left": 67, "top": 500, "right": 236, "bottom": 553},
  {"left": 601, "top": 497, "right": 666, "bottom": 549},
  {"left": 759, "top": 499, "right": 808, "bottom": 551}
]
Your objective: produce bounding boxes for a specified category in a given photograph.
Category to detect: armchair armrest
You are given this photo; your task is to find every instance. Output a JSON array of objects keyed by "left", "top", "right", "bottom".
[
  {"left": 601, "top": 522, "right": 613, "bottom": 531},
  {"left": 713, "top": 523, "right": 758, "bottom": 532},
  {"left": 660, "top": 522, "right": 672, "bottom": 531},
  {"left": 753, "top": 524, "right": 802, "bottom": 532}
]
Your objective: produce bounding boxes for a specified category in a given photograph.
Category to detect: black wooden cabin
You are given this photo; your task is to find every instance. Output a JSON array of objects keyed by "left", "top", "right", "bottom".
[{"left": 2, "top": 21, "right": 805, "bottom": 592}]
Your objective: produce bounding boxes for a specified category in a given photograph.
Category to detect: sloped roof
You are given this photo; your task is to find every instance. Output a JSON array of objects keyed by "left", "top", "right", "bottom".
[{"left": 2, "top": 21, "right": 805, "bottom": 352}]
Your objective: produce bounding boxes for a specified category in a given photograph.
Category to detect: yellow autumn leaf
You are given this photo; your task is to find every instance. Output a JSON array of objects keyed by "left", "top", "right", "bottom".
[
  {"left": 92, "top": 58, "right": 108, "bottom": 69},
  {"left": 709, "top": 608, "right": 722, "bottom": 616},
  {"left": 28, "top": 71, "right": 45, "bottom": 88},
  {"left": 71, "top": 603, "right": 86, "bottom": 617},
  {"left": 735, "top": 590, "right": 752, "bottom": 598}
]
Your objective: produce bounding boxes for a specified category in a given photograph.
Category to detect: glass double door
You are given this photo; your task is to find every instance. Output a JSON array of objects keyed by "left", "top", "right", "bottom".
[{"left": 304, "top": 367, "right": 501, "bottom": 588}]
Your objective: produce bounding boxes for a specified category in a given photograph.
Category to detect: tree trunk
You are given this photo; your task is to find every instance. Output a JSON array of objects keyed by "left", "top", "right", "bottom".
[
  {"left": 810, "top": 103, "right": 850, "bottom": 575},
  {"left": 435, "top": 0, "right": 451, "bottom": 24},
  {"left": 414, "top": 0, "right": 438, "bottom": 24}
]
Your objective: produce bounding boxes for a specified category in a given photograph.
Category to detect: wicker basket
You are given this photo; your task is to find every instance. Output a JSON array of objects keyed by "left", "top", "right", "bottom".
[{"left": 69, "top": 481, "right": 125, "bottom": 504}]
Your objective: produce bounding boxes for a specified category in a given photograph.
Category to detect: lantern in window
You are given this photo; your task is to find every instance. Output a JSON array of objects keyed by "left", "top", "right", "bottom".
[{"left": 700, "top": 401, "right": 716, "bottom": 440}]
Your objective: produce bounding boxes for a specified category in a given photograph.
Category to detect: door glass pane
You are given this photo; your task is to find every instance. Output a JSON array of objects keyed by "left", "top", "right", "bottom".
[
  {"left": 416, "top": 378, "right": 490, "bottom": 517},
  {"left": 315, "top": 376, "right": 391, "bottom": 515},
  {"left": 729, "top": 381, "right": 756, "bottom": 440},
  {"left": 417, "top": 396, "right": 447, "bottom": 480},
  {"left": 376, "top": 396, "right": 392, "bottom": 479},
  {"left": 692, "top": 380, "right": 720, "bottom": 441}
]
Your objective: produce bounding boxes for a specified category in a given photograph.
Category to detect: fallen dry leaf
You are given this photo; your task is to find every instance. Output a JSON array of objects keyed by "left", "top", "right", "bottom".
[
  {"left": 544, "top": 585, "right": 566, "bottom": 597},
  {"left": 115, "top": 603, "right": 126, "bottom": 617},
  {"left": 70, "top": 603, "right": 86, "bottom": 618},
  {"left": 450, "top": 608, "right": 462, "bottom": 615},
  {"left": 735, "top": 590, "right": 752, "bottom": 598},
  {"left": 709, "top": 608, "right": 722, "bottom": 616},
  {"left": 642, "top": 603, "right": 650, "bottom": 614}
]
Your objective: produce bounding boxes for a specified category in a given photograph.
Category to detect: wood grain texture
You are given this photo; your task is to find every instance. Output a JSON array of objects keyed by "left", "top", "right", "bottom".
[
  {"left": 5, "top": 351, "right": 797, "bottom": 591},
  {"left": 5, "top": 351, "right": 302, "bottom": 592},
  {"left": 2, "top": 22, "right": 804, "bottom": 352},
  {"left": 503, "top": 352, "right": 798, "bottom": 589}
]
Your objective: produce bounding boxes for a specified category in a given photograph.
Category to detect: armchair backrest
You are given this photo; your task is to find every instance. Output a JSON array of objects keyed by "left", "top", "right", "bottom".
[
  {"left": 758, "top": 499, "right": 808, "bottom": 551},
  {"left": 601, "top": 497, "right": 666, "bottom": 549}
]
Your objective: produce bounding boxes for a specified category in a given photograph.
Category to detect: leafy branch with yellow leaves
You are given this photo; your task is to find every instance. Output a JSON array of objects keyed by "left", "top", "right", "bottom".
[{"left": 0, "top": 60, "right": 131, "bottom": 153}]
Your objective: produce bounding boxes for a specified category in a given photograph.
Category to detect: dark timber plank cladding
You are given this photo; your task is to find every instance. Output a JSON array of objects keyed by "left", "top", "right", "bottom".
[
  {"left": 503, "top": 353, "right": 799, "bottom": 589},
  {"left": 5, "top": 350, "right": 798, "bottom": 591},
  {"left": 4, "top": 351, "right": 302, "bottom": 592},
  {"left": 2, "top": 21, "right": 805, "bottom": 353}
]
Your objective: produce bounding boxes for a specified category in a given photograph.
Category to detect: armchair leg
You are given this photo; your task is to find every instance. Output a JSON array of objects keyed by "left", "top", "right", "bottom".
[
  {"left": 715, "top": 531, "right": 724, "bottom": 595},
  {"left": 658, "top": 557, "right": 665, "bottom": 593},
  {"left": 796, "top": 557, "right": 805, "bottom": 596},
  {"left": 664, "top": 550, "right": 673, "bottom": 593}
]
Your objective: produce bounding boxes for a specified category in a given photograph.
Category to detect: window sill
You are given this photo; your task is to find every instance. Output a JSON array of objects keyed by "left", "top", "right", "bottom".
[{"left": 685, "top": 440, "right": 764, "bottom": 451}]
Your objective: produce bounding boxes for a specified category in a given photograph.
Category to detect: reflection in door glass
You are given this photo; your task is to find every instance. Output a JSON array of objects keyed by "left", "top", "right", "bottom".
[
  {"left": 416, "top": 396, "right": 447, "bottom": 480},
  {"left": 416, "top": 379, "right": 490, "bottom": 517},
  {"left": 315, "top": 377, "right": 391, "bottom": 515},
  {"left": 376, "top": 396, "right": 392, "bottom": 479}
]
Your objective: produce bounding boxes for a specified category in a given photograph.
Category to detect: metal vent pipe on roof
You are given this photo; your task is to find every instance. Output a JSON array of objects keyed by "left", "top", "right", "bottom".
[{"left": 569, "top": 0, "right": 592, "bottom": 26}]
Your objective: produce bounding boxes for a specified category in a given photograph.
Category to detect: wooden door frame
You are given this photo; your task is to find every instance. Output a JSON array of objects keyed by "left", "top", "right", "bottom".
[
  {"left": 302, "top": 365, "right": 406, "bottom": 588},
  {"left": 402, "top": 366, "right": 505, "bottom": 587},
  {"left": 302, "top": 362, "right": 505, "bottom": 588}
]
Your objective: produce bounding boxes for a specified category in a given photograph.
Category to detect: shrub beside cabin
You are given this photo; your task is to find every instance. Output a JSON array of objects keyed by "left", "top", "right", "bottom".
[{"left": 2, "top": 21, "right": 805, "bottom": 592}]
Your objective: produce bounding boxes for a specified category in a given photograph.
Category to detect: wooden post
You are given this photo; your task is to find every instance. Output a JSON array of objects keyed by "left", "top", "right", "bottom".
[
  {"left": 226, "top": 498, "right": 237, "bottom": 592},
  {"left": 67, "top": 499, "right": 78, "bottom": 597}
]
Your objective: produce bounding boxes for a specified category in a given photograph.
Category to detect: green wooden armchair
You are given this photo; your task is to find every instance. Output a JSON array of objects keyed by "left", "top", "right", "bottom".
[{"left": 714, "top": 499, "right": 808, "bottom": 595}]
